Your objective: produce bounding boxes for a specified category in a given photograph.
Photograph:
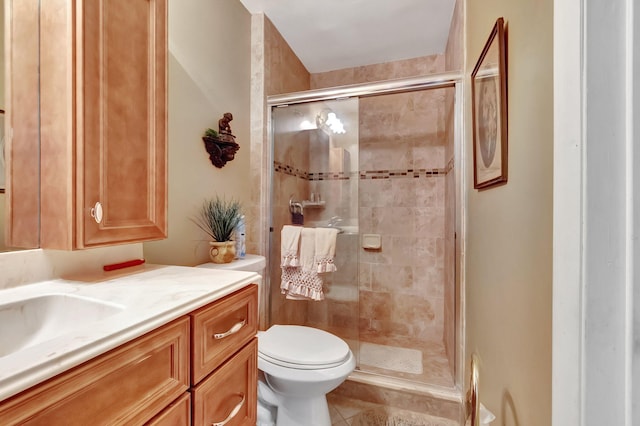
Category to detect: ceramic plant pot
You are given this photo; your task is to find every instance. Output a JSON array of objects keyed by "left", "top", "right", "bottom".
[{"left": 209, "top": 241, "right": 236, "bottom": 264}]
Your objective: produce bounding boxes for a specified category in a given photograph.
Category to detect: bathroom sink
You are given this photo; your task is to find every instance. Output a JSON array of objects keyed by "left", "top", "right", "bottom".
[{"left": 0, "top": 294, "right": 125, "bottom": 357}]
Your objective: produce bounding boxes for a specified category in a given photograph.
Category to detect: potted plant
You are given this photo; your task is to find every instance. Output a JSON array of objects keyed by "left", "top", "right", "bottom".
[{"left": 193, "top": 196, "right": 242, "bottom": 263}]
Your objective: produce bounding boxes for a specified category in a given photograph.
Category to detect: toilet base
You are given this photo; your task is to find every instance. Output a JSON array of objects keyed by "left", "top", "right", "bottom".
[{"left": 272, "top": 395, "right": 331, "bottom": 426}]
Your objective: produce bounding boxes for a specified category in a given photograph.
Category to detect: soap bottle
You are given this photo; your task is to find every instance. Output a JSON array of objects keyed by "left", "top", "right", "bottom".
[{"left": 235, "top": 215, "right": 246, "bottom": 259}]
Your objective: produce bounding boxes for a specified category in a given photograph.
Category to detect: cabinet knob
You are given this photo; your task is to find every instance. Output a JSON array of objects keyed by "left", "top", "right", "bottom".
[{"left": 90, "top": 202, "right": 103, "bottom": 224}]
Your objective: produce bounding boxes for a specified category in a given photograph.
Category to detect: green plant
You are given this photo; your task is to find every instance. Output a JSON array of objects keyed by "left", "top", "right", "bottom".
[
  {"left": 204, "top": 128, "right": 219, "bottom": 139},
  {"left": 192, "top": 197, "right": 242, "bottom": 242}
]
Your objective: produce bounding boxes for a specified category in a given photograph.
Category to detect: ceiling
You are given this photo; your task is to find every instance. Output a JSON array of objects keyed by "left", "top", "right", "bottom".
[{"left": 238, "top": 0, "right": 456, "bottom": 73}]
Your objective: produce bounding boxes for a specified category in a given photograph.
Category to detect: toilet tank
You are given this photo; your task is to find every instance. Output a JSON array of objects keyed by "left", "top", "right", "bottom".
[
  {"left": 196, "top": 254, "right": 267, "bottom": 328},
  {"left": 196, "top": 254, "right": 266, "bottom": 276}
]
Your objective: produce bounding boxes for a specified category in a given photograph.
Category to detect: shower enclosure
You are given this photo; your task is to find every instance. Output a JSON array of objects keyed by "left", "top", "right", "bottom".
[{"left": 266, "top": 75, "right": 461, "bottom": 392}]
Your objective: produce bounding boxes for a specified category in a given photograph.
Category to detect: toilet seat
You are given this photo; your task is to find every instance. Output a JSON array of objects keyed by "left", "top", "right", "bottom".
[{"left": 258, "top": 325, "right": 350, "bottom": 370}]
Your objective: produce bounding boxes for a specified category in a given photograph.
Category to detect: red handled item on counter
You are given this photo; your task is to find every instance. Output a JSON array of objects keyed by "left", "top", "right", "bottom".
[{"left": 103, "top": 258, "right": 146, "bottom": 272}]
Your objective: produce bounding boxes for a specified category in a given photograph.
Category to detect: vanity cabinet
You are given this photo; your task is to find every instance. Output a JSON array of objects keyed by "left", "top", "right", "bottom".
[
  {"left": 0, "top": 317, "right": 190, "bottom": 425},
  {"left": 190, "top": 285, "right": 258, "bottom": 425},
  {"left": 147, "top": 394, "right": 192, "bottom": 426},
  {"left": 35, "top": 0, "right": 168, "bottom": 249},
  {"left": 0, "top": 284, "right": 258, "bottom": 425},
  {"left": 192, "top": 341, "right": 257, "bottom": 426}
]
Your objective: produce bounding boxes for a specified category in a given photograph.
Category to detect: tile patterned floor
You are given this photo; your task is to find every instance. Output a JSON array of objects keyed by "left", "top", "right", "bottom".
[{"left": 328, "top": 394, "right": 459, "bottom": 426}]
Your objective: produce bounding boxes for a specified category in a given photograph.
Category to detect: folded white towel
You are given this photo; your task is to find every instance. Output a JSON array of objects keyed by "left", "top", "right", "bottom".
[
  {"left": 280, "top": 225, "right": 302, "bottom": 267},
  {"left": 315, "top": 228, "right": 339, "bottom": 273},
  {"left": 281, "top": 228, "right": 325, "bottom": 301}
]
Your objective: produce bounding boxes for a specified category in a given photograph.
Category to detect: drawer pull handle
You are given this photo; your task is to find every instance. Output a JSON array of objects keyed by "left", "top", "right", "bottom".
[
  {"left": 213, "top": 319, "right": 246, "bottom": 339},
  {"left": 212, "top": 393, "right": 245, "bottom": 426}
]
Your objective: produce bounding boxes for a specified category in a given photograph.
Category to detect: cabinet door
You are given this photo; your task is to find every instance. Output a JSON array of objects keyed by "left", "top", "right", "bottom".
[
  {"left": 146, "top": 393, "right": 191, "bottom": 426},
  {"left": 192, "top": 339, "right": 258, "bottom": 426},
  {"left": 191, "top": 285, "right": 259, "bottom": 384},
  {"left": 80, "top": 0, "right": 167, "bottom": 247},
  {"left": 4, "top": 0, "right": 40, "bottom": 249}
]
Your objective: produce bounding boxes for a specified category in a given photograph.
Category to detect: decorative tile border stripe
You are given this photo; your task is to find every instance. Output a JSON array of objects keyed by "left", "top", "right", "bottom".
[
  {"left": 274, "top": 161, "right": 309, "bottom": 180},
  {"left": 274, "top": 161, "right": 454, "bottom": 181},
  {"left": 359, "top": 169, "right": 446, "bottom": 179},
  {"left": 308, "top": 171, "right": 352, "bottom": 181}
]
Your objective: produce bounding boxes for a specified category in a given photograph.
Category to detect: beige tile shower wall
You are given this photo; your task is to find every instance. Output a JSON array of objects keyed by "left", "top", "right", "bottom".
[
  {"left": 305, "top": 130, "right": 358, "bottom": 227},
  {"left": 264, "top": 17, "right": 310, "bottom": 96},
  {"left": 271, "top": 117, "right": 311, "bottom": 325},
  {"left": 445, "top": 0, "right": 464, "bottom": 73},
  {"left": 310, "top": 55, "right": 445, "bottom": 89},
  {"left": 247, "top": 14, "right": 310, "bottom": 257},
  {"left": 358, "top": 89, "right": 447, "bottom": 346},
  {"left": 307, "top": 233, "right": 360, "bottom": 341},
  {"left": 310, "top": 56, "right": 452, "bottom": 351}
]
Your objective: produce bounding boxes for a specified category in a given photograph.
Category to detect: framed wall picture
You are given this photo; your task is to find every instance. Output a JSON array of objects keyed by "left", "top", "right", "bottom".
[
  {"left": 0, "top": 110, "right": 5, "bottom": 193},
  {"left": 472, "top": 17, "right": 508, "bottom": 190}
]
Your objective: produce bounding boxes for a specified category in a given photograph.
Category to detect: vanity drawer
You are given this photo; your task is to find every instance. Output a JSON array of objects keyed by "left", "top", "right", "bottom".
[
  {"left": 191, "top": 338, "right": 257, "bottom": 426},
  {"left": 190, "top": 285, "right": 258, "bottom": 384},
  {"left": 147, "top": 393, "right": 191, "bottom": 426},
  {"left": 0, "top": 317, "right": 190, "bottom": 425}
]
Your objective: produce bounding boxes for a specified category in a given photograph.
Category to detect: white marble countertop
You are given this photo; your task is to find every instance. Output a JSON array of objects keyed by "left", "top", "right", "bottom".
[{"left": 0, "top": 264, "right": 260, "bottom": 401}]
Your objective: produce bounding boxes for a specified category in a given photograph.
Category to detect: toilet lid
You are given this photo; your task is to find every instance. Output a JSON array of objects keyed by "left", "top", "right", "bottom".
[{"left": 259, "top": 325, "right": 350, "bottom": 368}]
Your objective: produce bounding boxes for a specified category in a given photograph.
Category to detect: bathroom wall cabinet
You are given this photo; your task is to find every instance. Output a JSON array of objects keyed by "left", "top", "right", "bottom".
[
  {"left": 0, "top": 285, "right": 258, "bottom": 425},
  {"left": 34, "top": 0, "right": 167, "bottom": 249},
  {"left": 5, "top": 0, "right": 41, "bottom": 248}
]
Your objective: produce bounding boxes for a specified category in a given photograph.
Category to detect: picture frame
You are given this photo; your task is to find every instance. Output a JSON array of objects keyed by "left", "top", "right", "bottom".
[
  {"left": 471, "top": 17, "right": 508, "bottom": 190},
  {"left": 0, "top": 109, "right": 5, "bottom": 193}
]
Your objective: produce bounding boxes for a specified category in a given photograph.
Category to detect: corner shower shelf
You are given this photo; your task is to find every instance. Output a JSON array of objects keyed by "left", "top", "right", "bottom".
[{"left": 302, "top": 201, "right": 326, "bottom": 208}]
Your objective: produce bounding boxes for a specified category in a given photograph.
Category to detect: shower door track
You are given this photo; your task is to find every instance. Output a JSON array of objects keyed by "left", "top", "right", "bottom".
[{"left": 267, "top": 71, "right": 462, "bottom": 106}]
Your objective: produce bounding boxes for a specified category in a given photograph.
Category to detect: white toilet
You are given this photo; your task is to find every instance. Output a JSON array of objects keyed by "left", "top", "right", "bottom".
[
  {"left": 257, "top": 324, "right": 355, "bottom": 426},
  {"left": 197, "top": 255, "right": 355, "bottom": 426}
]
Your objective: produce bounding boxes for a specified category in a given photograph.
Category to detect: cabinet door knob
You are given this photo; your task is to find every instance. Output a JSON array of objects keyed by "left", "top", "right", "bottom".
[{"left": 90, "top": 202, "right": 103, "bottom": 224}]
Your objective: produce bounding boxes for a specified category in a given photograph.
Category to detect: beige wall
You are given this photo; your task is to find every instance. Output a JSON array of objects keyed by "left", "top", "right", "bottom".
[
  {"left": 464, "top": 1, "right": 553, "bottom": 425},
  {"left": 143, "top": 0, "right": 252, "bottom": 266}
]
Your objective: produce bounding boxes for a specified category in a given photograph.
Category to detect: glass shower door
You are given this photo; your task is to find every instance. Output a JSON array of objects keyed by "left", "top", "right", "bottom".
[{"left": 269, "top": 97, "right": 360, "bottom": 362}]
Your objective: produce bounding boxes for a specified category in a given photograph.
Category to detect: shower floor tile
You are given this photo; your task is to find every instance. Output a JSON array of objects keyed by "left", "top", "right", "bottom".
[
  {"left": 328, "top": 394, "right": 458, "bottom": 426},
  {"left": 348, "top": 336, "right": 455, "bottom": 389},
  {"left": 308, "top": 323, "right": 455, "bottom": 388}
]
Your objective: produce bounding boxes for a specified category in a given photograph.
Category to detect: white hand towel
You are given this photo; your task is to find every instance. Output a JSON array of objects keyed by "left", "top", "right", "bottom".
[
  {"left": 299, "top": 228, "right": 317, "bottom": 272},
  {"left": 280, "top": 225, "right": 302, "bottom": 267},
  {"left": 315, "top": 228, "right": 339, "bottom": 273},
  {"left": 280, "top": 228, "right": 325, "bottom": 301}
]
